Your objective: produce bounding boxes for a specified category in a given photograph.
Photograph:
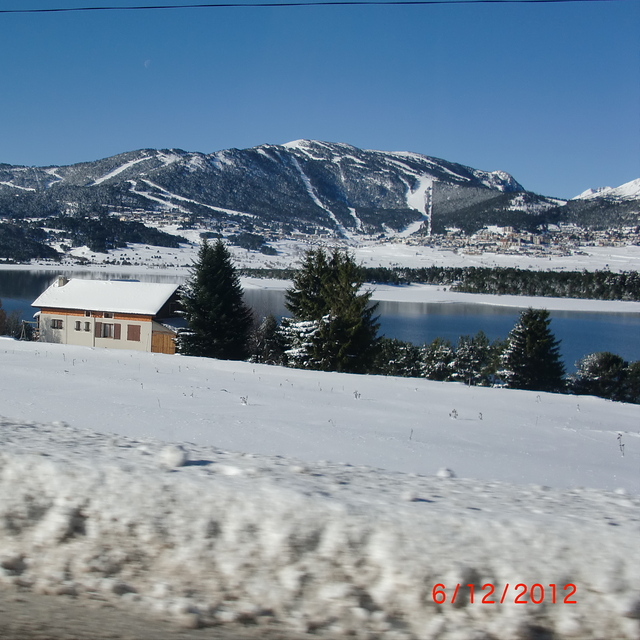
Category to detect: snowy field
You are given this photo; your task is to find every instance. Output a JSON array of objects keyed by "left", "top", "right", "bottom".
[
  {"left": 2, "top": 339, "right": 640, "bottom": 638},
  {"left": 352, "top": 242, "right": 640, "bottom": 274},
  {"left": 29, "top": 233, "right": 640, "bottom": 274}
]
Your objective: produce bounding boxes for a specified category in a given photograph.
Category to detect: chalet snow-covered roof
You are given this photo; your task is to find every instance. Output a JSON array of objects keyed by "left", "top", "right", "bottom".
[{"left": 32, "top": 278, "right": 180, "bottom": 316}]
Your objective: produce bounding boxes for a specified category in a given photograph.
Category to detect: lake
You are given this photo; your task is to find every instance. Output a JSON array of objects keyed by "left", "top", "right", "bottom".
[{"left": 2, "top": 269, "right": 639, "bottom": 371}]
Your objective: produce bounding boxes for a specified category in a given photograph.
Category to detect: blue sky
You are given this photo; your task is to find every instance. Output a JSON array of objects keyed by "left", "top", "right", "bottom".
[{"left": 1, "top": 0, "right": 638, "bottom": 198}]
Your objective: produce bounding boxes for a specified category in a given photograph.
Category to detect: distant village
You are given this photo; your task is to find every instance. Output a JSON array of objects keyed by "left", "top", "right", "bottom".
[
  {"left": 112, "top": 207, "right": 640, "bottom": 261},
  {"left": 3, "top": 203, "right": 639, "bottom": 270},
  {"left": 410, "top": 224, "right": 640, "bottom": 258}
]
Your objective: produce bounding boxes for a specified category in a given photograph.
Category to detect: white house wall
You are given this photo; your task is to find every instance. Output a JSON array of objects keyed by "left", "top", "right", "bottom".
[
  {"left": 38, "top": 313, "right": 65, "bottom": 345},
  {"left": 39, "top": 313, "right": 154, "bottom": 352},
  {"left": 94, "top": 320, "right": 153, "bottom": 352}
]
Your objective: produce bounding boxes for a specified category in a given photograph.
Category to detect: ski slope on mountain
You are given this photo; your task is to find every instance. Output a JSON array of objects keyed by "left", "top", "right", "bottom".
[
  {"left": 91, "top": 155, "right": 152, "bottom": 186},
  {"left": 1, "top": 340, "right": 640, "bottom": 639}
]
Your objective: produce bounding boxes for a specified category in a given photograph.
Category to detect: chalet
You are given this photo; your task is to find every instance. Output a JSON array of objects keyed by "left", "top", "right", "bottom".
[{"left": 32, "top": 276, "right": 181, "bottom": 354}]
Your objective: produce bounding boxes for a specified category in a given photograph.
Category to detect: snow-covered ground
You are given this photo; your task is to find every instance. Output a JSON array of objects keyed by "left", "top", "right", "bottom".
[
  {"left": 366, "top": 283, "right": 640, "bottom": 313},
  {"left": 2, "top": 339, "right": 640, "bottom": 638},
  {"left": 29, "top": 234, "right": 640, "bottom": 274},
  {"left": 2, "top": 340, "right": 639, "bottom": 491},
  {"left": 352, "top": 242, "right": 640, "bottom": 273}
]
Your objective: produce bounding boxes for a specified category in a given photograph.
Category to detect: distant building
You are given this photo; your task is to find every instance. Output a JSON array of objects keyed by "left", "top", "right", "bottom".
[{"left": 32, "top": 276, "right": 181, "bottom": 354}]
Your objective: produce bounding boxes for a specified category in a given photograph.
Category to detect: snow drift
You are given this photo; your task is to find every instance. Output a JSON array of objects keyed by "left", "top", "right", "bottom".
[{"left": 1, "top": 418, "right": 640, "bottom": 640}]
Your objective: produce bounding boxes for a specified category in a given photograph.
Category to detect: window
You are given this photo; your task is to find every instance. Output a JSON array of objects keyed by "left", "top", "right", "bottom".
[
  {"left": 84, "top": 322, "right": 91, "bottom": 332},
  {"left": 103, "top": 312, "right": 114, "bottom": 319},
  {"left": 85, "top": 310, "right": 91, "bottom": 317},
  {"left": 51, "top": 319, "right": 63, "bottom": 330},
  {"left": 127, "top": 324, "right": 141, "bottom": 342},
  {"left": 75, "top": 321, "right": 81, "bottom": 331},
  {"left": 101, "top": 323, "right": 121, "bottom": 339}
]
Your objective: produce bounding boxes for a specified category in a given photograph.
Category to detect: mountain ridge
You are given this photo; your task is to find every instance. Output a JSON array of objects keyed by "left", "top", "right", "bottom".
[
  {"left": 0, "top": 140, "right": 637, "bottom": 238},
  {"left": 573, "top": 177, "right": 640, "bottom": 202}
]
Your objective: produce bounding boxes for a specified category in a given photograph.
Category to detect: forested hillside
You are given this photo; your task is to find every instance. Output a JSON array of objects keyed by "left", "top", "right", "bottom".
[{"left": 0, "top": 223, "right": 59, "bottom": 262}]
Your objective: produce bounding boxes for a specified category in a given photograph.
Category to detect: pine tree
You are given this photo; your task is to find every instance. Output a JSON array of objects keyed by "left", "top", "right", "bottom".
[
  {"left": 421, "top": 337, "right": 455, "bottom": 381},
  {"left": 450, "top": 331, "right": 491, "bottom": 386},
  {"left": 372, "top": 337, "right": 423, "bottom": 377},
  {"left": 177, "top": 239, "right": 253, "bottom": 360},
  {"left": 284, "top": 248, "right": 332, "bottom": 320},
  {"left": 623, "top": 361, "right": 640, "bottom": 404},
  {"left": 0, "top": 300, "right": 6, "bottom": 336},
  {"left": 570, "top": 352, "right": 628, "bottom": 401},
  {"left": 500, "top": 308, "right": 565, "bottom": 392},
  {"left": 249, "top": 314, "right": 286, "bottom": 365},
  {"left": 283, "top": 248, "right": 379, "bottom": 373},
  {"left": 279, "top": 317, "right": 324, "bottom": 369}
]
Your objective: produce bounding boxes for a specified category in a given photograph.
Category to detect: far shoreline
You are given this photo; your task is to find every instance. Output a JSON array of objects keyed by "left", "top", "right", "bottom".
[{"left": 2, "top": 264, "right": 640, "bottom": 315}]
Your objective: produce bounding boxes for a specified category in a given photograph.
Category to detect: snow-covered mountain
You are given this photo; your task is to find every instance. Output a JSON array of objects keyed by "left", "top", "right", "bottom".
[
  {"left": 2, "top": 140, "right": 637, "bottom": 237},
  {"left": 574, "top": 177, "right": 640, "bottom": 201},
  {"left": 0, "top": 141, "right": 565, "bottom": 237},
  {"left": 557, "top": 177, "right": 640, "bottom": 230}
]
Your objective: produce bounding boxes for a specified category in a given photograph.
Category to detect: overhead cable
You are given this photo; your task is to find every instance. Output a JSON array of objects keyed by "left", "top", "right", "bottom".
[{"left": 0, "top": 0, "right": 633, "bottom": 14}]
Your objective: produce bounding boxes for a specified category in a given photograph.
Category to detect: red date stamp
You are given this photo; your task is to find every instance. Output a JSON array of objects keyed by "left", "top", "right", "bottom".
[{"left": 432, "top": 583, "right": 577, "bottom": 605}]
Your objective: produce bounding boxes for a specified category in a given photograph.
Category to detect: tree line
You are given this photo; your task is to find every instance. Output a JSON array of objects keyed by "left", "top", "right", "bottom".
[
  {"left": 0, "top": 215, "right": 187, "bottom": 261},
  {"left": 177, "top": 241, "right": 640, "bottom": 404},
  {"left": 44, "top": 215, "right": 186, "bottom": 253},
  {"left": 0, "top": 223, "right": 60, "bottom": 262},
  {"left": 240, "top": 265, "right": 640, "bottom": 302},
  {"left": 363, "top": 266, "right": 640, "bottom": 301}
]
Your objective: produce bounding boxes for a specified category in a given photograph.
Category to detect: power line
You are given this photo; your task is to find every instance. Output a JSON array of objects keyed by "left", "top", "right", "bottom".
[{"left": 0, "top": 0, "right": 633, "bottom": 13}]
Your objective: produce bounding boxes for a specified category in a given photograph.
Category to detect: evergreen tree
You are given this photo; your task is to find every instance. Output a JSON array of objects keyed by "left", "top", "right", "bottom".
[
  {"left": 421, "top": 337, "right": 455, "bottom": 381},
  {"left": 372, "top": 337, "right": 423, "bottom": 377},
  {"left": 0, "top": 300, "right": 6, "bottom": 336},
  {"left": 450, "top": 331, "right": 491, "bottom": 386},
  {"left": 283, "top": 248, "right": 379, "bottom": 373},
  {"left": 570, "top": 352, "right": 628, "bottom": 401},
  {"left": 487, "top": 336, "right": 509, "bottom": 383},
  {"left": 249, "top": 314, "right": 286, "bottom": 365},
  {"left": 623, "top": 361, "right": 640, "bottom": 404},
  {"left": 279, "top": 317, "right": 324, "bottom": 369},
  {"left": 177, "top": 239, "right": 253, "bottom": 360},
  {"left": 285, "top": 248, "right": 333, "bottom": 320},
  {"left": 500, "top": 308, "right": 565, "bottom": 392}
]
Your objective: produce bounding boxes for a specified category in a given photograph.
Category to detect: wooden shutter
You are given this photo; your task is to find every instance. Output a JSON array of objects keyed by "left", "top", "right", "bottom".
[
  {"left": 95, "top": 321, "right": 102, "bottom": 337},
  {"left": 114, "top": 324, "right": 121, "bottom": 340},
  {"left": 127, "top": 325, "right": 141, "bottom": 342}
]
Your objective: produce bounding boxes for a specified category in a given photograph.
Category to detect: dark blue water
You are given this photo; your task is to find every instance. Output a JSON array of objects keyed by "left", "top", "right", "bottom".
[
  {"left": 242, "top": 290, "right": 640, "bottom": 371},
  {"left": 3, "top": 270, "right": 639, "bottom": 371},
  {"left": 375, "top": 300, "right": 640, "bottom": 371}
]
